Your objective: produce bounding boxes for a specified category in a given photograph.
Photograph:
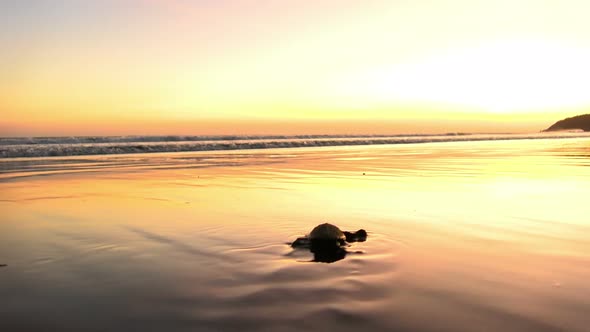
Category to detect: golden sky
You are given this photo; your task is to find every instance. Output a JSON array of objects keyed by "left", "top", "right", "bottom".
[{"left": 2, "top": 0, "right": 590, "bottom": 136}]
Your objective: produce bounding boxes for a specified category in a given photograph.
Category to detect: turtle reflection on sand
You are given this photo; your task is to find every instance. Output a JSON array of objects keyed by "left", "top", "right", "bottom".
[{"left": 290, "top": 223, "right": 367, "bottom": 263}]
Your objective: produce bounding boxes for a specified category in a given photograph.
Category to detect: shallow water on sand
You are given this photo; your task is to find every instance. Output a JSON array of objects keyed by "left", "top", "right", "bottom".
[{"left": 1, "top": 138, "right": 590, "bottom": 331}]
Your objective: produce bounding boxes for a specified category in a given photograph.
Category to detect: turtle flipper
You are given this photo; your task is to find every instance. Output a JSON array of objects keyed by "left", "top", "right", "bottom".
[{"left": 291, "top": 237, "right": 311, "bottom": 248}]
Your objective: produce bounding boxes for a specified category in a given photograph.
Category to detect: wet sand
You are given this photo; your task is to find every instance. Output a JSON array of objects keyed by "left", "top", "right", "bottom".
[{"left": 1, "top": 138, "right": 590, "bottom": 331}]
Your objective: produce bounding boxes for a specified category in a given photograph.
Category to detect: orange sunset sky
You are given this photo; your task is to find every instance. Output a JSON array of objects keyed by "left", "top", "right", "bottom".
[{"left": 2, "top": 0, "right": 590, "bottom": 136}]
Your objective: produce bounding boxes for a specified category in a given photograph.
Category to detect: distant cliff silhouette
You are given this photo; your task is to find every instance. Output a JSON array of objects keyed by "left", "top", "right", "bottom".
[{"left": 544, "top": 114, "right": 590, "bottom": 132}]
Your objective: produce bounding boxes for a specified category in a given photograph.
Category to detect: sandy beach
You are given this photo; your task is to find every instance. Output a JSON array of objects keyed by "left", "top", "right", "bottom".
[{"left": 1, "top": 137, "right": 590, "bottom": 331}]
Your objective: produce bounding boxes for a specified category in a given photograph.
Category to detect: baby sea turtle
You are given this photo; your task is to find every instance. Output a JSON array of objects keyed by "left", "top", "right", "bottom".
[{"left": 291, "top": 223, "right": 367, "bottom": 263}]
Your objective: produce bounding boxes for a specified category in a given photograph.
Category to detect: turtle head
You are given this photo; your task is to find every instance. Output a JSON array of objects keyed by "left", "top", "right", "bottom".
[{"left": 343, "top": 229, "right": 368, "bottom": 242}]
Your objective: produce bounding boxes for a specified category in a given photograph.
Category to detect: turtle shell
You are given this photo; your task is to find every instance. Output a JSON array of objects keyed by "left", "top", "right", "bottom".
[{"left": 309, "top": 223, "right": 346, "bottom": 241}]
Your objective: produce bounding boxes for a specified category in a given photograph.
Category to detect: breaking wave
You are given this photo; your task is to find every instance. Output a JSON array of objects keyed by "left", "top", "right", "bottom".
[{"left": 1, "top": 133, "right": 588, "bottom": 158}]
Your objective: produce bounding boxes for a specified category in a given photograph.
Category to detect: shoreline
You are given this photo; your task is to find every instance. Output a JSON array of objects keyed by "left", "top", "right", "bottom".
[{"left": 2, "top": 132, "right": 589, "bottom": 159}]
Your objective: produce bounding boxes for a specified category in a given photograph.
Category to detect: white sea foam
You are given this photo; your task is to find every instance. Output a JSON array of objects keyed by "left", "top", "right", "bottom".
[{"left": 0, "top": 133, "right": 588, "bottom": 158}]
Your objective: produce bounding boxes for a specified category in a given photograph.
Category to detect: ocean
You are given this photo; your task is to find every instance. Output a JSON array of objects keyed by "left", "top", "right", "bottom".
[
  {"left": 1, "top": 134, "right": 590, "bottom": 331},
  {"left": 1, "top": 132, "right": 588, "bottom": 158}
]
